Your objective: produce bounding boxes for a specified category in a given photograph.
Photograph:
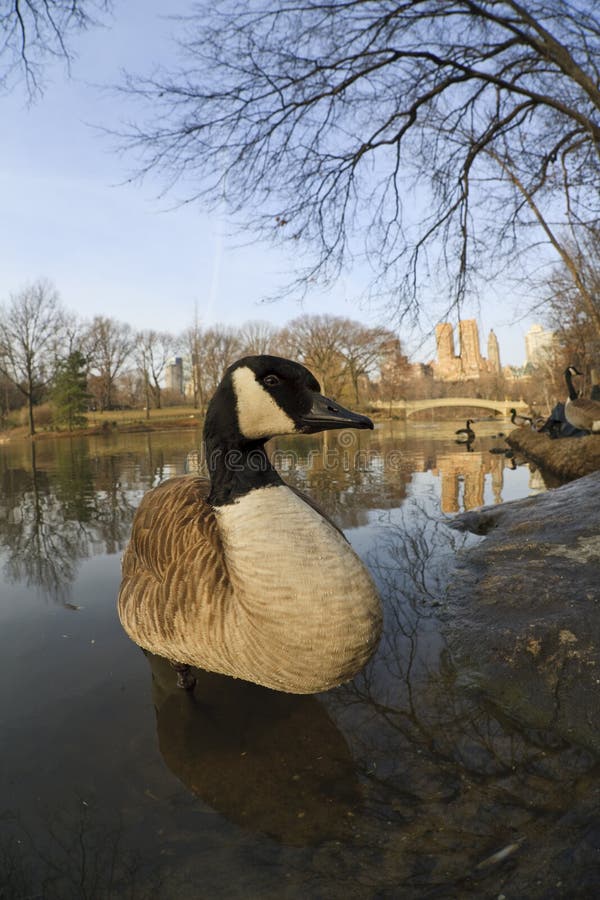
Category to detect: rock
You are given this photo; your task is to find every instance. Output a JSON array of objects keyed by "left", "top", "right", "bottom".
[
  {"left": 507, "top": 427, "right": 600, "bottom": 480},
  {"left": 444, "top": 471, "right": 600, "bottom": 753}
]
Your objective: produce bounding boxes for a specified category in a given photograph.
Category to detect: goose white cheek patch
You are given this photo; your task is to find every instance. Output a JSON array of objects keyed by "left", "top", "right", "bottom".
[{"left": 232, "top": 367, "right": 297, "bottom": 439}]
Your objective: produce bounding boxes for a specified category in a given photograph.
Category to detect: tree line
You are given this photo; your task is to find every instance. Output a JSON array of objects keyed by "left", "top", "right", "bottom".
[
  {"left": 0, "top": 279, "right": 407, "bottom": 434},
  {"left": 2, "top": 257, "right": 597, "bottom": 436}
]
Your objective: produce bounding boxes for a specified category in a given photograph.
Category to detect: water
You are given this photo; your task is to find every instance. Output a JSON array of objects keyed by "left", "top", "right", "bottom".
[{"left": 0, "top": 423, "right": 597, "bottom": 898}]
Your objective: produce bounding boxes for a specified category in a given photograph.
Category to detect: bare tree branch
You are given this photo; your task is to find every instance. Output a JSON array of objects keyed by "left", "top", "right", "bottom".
[
  {"left": 0, "top": 0, "right": 110, "bottom": 98},
  {"left": 119, "top": 0, "right": 600, "bottom": 323}
]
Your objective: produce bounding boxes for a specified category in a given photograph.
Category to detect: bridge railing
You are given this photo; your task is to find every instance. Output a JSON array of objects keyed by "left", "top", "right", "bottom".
[{"left": 371, "top": 398, "right": 529, "bottom": 418}]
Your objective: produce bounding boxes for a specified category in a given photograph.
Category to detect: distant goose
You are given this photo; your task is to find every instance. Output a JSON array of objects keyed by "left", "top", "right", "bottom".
[
  {"left": 510, "top": 408, "right": 533, "bottom": 427},
  {"left": 118, "top": 355, "right": 383, "bottom": 694},
  {"left": 455, "top": 419, "right": 475, "bottom": 442},
  {"left": 564, "top": 366, "right": 600, "bottom": 434}
]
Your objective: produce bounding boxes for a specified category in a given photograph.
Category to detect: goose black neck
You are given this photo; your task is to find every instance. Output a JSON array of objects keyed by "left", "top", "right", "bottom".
[
  {"left": 203, "top": 373, "right": 284, "bottom": 505},
  {"left": 205, "top": 436, "right": 283, "bottom": 506},
  {"left": 565, "top": 369, "right": 578, "bottom": 401}
]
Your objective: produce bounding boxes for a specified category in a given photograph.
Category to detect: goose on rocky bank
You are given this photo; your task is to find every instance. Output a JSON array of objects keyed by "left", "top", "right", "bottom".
[
  {"left": 564, "top": 366, "right": 600, "bottom": 434},
  {"left": 118, "top": 355, "right": 383, "bottom": 694},
  {"left": 510, "top": 408, "right": 533, "bottom": 428}
]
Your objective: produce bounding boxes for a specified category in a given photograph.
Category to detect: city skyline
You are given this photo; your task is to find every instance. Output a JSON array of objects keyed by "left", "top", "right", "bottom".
[{"left": 431, "top": 318, "right": 548, "bottom": 378}]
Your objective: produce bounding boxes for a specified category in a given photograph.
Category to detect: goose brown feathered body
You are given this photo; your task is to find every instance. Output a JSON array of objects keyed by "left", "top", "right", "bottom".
[
  {"left": 510, "top": 408, "right": 533, "bottom": 428},
  {"left": 117, "top": 355, "right": 383, "bottom": 694},
  {"left": 564, "top": 366, "right": 600, "bottom": 434}
]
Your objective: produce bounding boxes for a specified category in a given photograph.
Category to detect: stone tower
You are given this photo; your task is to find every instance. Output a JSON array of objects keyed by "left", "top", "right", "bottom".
[
  {"left": 458, "top": 319, "right": 485, "bottom": 376},
  {"left": 435, "top": 323, "right": 455, "bottom": 363},
  {"left": 487, "top": 329, "right": 501, "bottom": 374}
]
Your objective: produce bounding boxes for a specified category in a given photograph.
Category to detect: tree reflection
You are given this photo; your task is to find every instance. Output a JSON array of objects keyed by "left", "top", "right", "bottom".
[
  {"left": 0, "top": 443, "right": 85, "bottom": 597},
  {"left": 0, "top": 801, "right": 170, "bottom": 900},
  {"left": 320, "top": 503, "right": 599, "bottom": 896},
  {"left": 0, "top": 441, "right": 136, "bottom": 597}
]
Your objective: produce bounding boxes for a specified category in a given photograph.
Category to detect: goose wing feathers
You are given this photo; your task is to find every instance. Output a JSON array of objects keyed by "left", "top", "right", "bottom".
[
  {"left": 119, "top": 477, "right": 231, "bottom": 660},
  {"left": 119, "top": 475, "right": 346, "bottom": 656},
  {"left": 121, "top": 475, "right": 220, "bottom": 583},
  {"left": 565, "top": 398, "right": 600, "bottom": 432}
]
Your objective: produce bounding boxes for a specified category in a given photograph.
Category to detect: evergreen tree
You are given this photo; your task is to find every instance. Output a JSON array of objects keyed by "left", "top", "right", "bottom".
[{"left": 51, "top": 351, "right": 91, "bottom": 430}]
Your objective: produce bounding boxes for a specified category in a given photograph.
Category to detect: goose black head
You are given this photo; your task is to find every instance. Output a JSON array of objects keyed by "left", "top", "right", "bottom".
[{"left": 204, "top": 355, "right": 373, "bottom": 450}]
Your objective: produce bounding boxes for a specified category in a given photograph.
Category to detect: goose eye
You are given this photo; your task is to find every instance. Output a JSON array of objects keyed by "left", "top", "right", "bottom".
[{"left": 263, "top": 374, "right": 280, "bottom": 387}]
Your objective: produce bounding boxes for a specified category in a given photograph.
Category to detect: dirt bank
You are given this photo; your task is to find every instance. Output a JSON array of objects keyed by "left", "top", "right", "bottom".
[{"left": 507, "top": 426, "right": 600, "bottom": 480}]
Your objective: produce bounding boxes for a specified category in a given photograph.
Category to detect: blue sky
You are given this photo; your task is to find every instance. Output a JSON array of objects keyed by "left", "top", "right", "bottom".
[{"left": 0, "top": 1, "right": 541, "bottom": 366}]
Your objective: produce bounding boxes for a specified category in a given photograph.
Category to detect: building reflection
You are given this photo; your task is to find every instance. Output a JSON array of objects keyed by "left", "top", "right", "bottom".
[{"left": 433, "top": 449, "right": 505, "bottom": 512}]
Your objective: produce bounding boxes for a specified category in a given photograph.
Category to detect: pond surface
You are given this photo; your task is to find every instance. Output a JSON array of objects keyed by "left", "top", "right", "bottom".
[{"left": 0, "top": 422, "right": 597, "bottom": 898}]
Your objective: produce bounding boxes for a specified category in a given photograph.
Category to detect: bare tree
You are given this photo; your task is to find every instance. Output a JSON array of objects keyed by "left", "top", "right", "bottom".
[
  {"left": 197, "top": 326, "right": 242, "bottom": 401},
  {"left": 84, "top": 315, "right": 134, "bottom": 411},
  {"left": 238, "top": 320, "right": 280, "bottom": 356},
  {"left": 182, "top": 315, "right": 204, "bottom": 411},
  {"left": 123, "top": 1, "right": 600, "bottom": 325},
  {"left": 279, "top": 314, "right": 349, "bottom": 397},
  {"left": 542, "top": 229, "right": 600, "bottom": 381},
  {"left": 338, "top": 320, "right": 394, "bottom": 404},
  {"left": 133, "top": 329, "right": 177, "bottom": 416},
  {"left": 0, "top": 373, "right": 22, "bottom": 424},
  {"left": 0, "top": 1, "right": 110, "bottom": 98},
  {"left": 0, "top": 279, "right": 66, "bottom": 435}
]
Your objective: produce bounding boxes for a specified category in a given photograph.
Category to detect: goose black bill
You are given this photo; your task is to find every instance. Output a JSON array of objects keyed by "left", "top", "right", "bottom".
[{"left": 299, "top": 393, "right": 374, "bottom": 433}]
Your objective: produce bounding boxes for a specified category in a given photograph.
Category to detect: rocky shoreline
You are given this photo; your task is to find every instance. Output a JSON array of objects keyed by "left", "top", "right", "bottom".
[{"left": 444, "top": 471, "right": 600, "bottom": 754}]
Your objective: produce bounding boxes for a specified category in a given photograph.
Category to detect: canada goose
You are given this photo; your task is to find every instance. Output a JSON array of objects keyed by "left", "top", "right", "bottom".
[
  {"left": 564, "top": 366, "right": 600, "bottom": 434},
  {"left": 118, "top": 355, "right": 383, "bottom": 694},
  {"left": 455, "top": 419, "right": 475, "bottom": 442},
  {"left": 510, "top": 408, "right": 533, "bottom": 427}
]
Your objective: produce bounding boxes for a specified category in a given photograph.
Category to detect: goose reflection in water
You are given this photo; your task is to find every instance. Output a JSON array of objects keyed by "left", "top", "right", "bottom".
[{"left": 146, "top": 653, "right": 362, "bottom": 847}]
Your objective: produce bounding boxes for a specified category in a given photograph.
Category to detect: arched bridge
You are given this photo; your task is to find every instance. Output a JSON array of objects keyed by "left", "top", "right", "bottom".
[{"left": 373, "top": 397, "right": 529, "bottom": 419}]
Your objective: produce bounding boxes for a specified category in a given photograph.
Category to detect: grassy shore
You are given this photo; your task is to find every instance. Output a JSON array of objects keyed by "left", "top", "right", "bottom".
[
  {"left": 0, "top": 406, "right": 205, "bottom": 442},
  {"left": 0, "top": 402, "right": 501, "bottom": 443}
]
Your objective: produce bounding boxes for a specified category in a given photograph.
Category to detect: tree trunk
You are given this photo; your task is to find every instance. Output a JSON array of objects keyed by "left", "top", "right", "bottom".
[
  {"left": 27, "top": 395, "right": 35, "bottom": 436},
  {"left": 488, "top": 150, "right": 600, "bottom": 340},
  {"left": 144, "top": 376, "right": 151, "bottom": 420}
]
